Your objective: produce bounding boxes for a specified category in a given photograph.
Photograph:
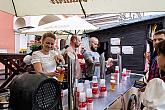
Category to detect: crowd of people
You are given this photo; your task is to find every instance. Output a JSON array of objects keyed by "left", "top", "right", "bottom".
[
  {"left": 142, "top": 29, "right": 165, "bottom": 109},
  {"left": 23, "top": 32, "right": 113, "bottom": 81},
  {"left": 22, "top": 29, "right": 165, "bottom": 109},
  {"left": 24, "top": 29, "right": 165, "bottom": 83}
]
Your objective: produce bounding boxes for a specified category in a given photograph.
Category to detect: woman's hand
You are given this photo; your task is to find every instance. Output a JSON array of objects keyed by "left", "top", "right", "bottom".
[
  {"left": 54, "top": 70, "right": 60, "bottom": 77},
  {"left": 46, "top": 70, "right": 60, "bottom": 77},
  {"left": 55, "top": 54, "right": 65, "bottom": 64}
]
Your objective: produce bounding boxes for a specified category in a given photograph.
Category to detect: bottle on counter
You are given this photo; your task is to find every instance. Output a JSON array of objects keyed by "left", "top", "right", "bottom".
[{"left": 92, "top": 76, "right": 99, "bottom": 98}]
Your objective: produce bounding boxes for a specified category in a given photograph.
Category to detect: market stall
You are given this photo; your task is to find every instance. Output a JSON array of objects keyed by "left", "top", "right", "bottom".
[{"left": 62, "top": 73, "right": 143, "bottom": 110}]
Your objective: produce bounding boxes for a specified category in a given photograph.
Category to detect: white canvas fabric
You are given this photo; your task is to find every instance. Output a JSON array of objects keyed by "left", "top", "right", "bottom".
[
  {"left": 1, "top": 0, "right": 165, "bottom": 16},
  {"left": 22, "top": 16, "right": 98, "bottom": 36},
  {"left": 142, "top": 78, "right": 165, "bottom": 110}
]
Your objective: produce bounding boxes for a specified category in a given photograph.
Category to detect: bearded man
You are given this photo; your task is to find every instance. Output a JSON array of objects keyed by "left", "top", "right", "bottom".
[{"left": 82, "top": 37, "right": 100, "bottom": 80}]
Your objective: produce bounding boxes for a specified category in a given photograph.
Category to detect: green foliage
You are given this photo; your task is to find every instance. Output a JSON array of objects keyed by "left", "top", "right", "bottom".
[{"left": 30, "top": 45, "right": 41, "bottom": 51}]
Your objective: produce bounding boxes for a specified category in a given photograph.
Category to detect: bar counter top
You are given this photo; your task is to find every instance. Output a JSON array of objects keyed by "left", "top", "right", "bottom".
[{"left": 93, "top": 74, "right": 143, "bottom": 110}]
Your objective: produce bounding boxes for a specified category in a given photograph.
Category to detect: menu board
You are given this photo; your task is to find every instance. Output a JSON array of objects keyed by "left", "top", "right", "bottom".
[
  {"left": 110, "top": 38, "right": 120, "bottom": 45},
  {"left": 122, "top": 46, "right": 133, "bottom": 54},
  {"left": 111, "top": 46, "right": 120, "bottom": 54}
]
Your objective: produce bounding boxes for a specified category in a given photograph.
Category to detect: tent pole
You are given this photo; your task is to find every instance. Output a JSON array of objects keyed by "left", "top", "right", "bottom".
[
  {"left": 12, "top": 0, "right": 17, "bottom": 16},
  {"left": 78, "top": 0, "right": 86, "bottom": 18}
]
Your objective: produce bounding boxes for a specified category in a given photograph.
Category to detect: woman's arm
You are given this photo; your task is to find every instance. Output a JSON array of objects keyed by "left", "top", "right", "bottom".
[
  {"left": 32, "top": 62, "right": 43, "bottom": 74},
  {"left": 33, "top": 62, "right": 60, "bottom": 77}
]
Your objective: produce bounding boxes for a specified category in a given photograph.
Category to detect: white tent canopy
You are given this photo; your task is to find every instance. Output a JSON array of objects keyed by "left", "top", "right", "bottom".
[
  {"left": 0, "top": 0, "right": 165, "bottom": 16},
  {"left": 22, "top": 16, "right": 98, "bottom": 36}
]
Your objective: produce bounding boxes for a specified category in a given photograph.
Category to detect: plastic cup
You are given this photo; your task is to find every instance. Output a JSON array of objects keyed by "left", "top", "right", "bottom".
[
  {"left": 115, "top": 66, "right": 119, "bottom": 73},
  {"left": 126, "top": 70, "right": 131, "bottom": 77},
  {"left": 84, "top": 80, "right": 90, "bottom": 90},
  {"left": 79, "top": 92, "right": 86, "bottom": 102},
  {"left": 111, "top": 73, "right": 115, "bottom": 80},
  {"left": 56, "top": 67, "right": 65, "bottom": 82},
  {"left": 100, "top": 79, "right": 106, "bottom": 87},
  {"left": 122, "top": 68, "right": 127, "bottom": 73},
  {"left": 86, "top": 88, "right": 92, "bottom": 98},
  {"left": 78, "top": 83, "right": 84, "bottom": 92},
  {"left": 110, "top": 80, "right": 116, "bottom": 91},
  {"left": 92, "top": 76, "right": 98, "bottom": 82}
]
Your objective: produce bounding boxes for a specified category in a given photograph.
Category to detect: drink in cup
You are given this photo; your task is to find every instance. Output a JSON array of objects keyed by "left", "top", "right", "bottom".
[
  {"left": 110, "top": 79, "right": 116, "bottom": 91},
  {"left": 56, "top": 66, "right": 65, "bottom": 82}
]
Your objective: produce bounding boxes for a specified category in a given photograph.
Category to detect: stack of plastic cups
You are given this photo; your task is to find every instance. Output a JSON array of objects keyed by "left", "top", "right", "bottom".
[
  {"left": 86, "top": 88, "right": 93, "bottom": 110},
  {"left": 126, "top": 70, "right": 131, "bottom": 77},
  {"left": 111, "top": 74, "right": 115, "bottom": 81},
  {"left": 76, "top": 83, "right": 84, "bottom": 109},
  {"left": 74, "top": 79, "right": 78, "bottom": 109},
  {"left": 92, "top": 76, "right": 99, "bottom": 98},
  {"left": 115, "top": 66, "right": 119, "bottom": 73},
  {"left": 61, "top": 89, "right": 68, "bottom": 109},
  {"left": 78, "top": 83, "right": 84, "bottom": 93},
  {"left": 74, "top": 79, "right": 78, "bottom": 92},
  {"left": 122, "top": 68, "right": 127, "bottom": 81},
  {"left": 61, "top": 89, "right": 68, "bottom": 99},
  {"left": 78, "top": 92, "right": 87, "bottom": 110},
  {"left": 84, "top": 80, "right": 90, "bottom": 91},
  {"left": 114, "top": 66, "right": 119, "bottom": 84},
  {"left": 99, "top": 79, "right": 107, "bottom": 97}
]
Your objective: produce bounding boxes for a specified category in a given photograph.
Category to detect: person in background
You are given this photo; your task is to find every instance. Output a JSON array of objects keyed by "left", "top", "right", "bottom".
[
  {"left": 106, "top": 54, "right": 114, "bottom": 74},
  {"left": 32, "top": 35, "right": 42, "bottom": 51},
  {"left": 142, "top": 40, "right": 165, "bottom": 110},
  {"left": 63, "top": 35, "right": 81, "bottom": 55},
  {"left": 140, "top": 33, "right": 165, "bottom": 109},
  {"left": 147, "top": 29, "right": 165, "bottom": 82},
  {"left": 82, "top": 37, "right": 101, "bottom": 80},
  {"left": 156, "top": 40, "right": 165, "bottom": 81},
  {"left": 60, "top": 45, "right": 69, "bottom": 55},
  {"left": 144, "top": 52, "right": 150, "bottom": 73},
  {"left": 62, "top": 35, "right": 81, "bottom": 79},
  {"left": 23, "top": 35, "right": 42, "bottom": 65},
  {"left": 31, "top": 32, "right": 63, "bottom": 77}
]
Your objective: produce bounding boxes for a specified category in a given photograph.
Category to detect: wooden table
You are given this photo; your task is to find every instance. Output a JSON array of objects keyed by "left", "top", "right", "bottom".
[{"left": 0, "top": 53, "right": 25, "bottom": 88}]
